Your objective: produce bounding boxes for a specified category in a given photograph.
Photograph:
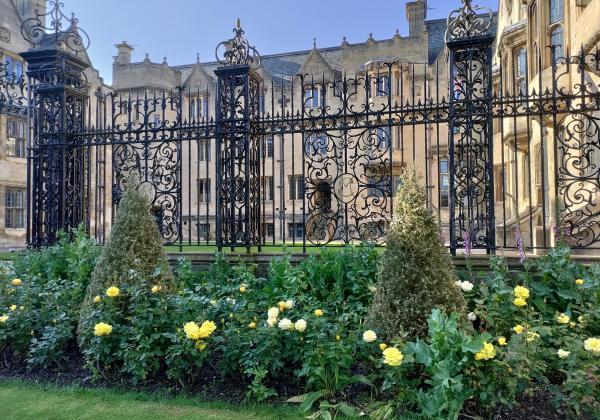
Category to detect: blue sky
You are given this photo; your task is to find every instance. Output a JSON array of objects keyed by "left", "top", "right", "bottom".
[{"left": 58, "top": 0, "right": 499, "bottom": 84}]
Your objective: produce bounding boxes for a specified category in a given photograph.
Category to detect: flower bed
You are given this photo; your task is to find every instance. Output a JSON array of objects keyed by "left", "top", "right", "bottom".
[{"left": 0, "top": 238, "right": 598, "bottom": 418}]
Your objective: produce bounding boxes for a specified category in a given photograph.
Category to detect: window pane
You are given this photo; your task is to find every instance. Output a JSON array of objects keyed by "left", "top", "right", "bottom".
[
  {"left": 549, "top": 0, "right": 563, "bottom": 23},
  {"left": 440, "top": 159, "right": 449, "bottom": 173},
  {"left": 550, "top": 27, "right": 564, "bottom": 59}
]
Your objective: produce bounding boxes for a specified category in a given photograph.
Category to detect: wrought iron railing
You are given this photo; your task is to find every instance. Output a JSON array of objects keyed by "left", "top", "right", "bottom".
[{"left": 1, "top": 0, "right": 598, "bottom": 254}]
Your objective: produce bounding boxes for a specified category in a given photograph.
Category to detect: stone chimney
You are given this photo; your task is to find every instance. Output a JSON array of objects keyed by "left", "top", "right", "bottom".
[
  {"left": 406, "top": 0, "right": 427, "bottom": 37},
  {"left": 114, "top": 41, "right": 133, "bottom": 64}
]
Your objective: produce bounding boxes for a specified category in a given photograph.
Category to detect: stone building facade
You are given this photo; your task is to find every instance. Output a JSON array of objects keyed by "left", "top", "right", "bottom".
[
  {"left": 493, "top": 0, "right": 600, "bottom": 250},
  {"left": 0, "top": 0, "right": 108, "bottom": 249},
  {"left": 0, "top": 0, "right": 42, "bottom": 249}
]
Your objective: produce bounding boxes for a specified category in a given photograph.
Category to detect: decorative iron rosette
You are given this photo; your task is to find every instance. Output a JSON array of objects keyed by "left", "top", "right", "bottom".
[
  {"left": 445, "top": 0, "right": 493, "bottom": 42},
  {"left": 215, "top": 19, "right": 261, "bottom": 69},
  {"left": 20, "top": 0, "right": 90, "bottom": 53}
]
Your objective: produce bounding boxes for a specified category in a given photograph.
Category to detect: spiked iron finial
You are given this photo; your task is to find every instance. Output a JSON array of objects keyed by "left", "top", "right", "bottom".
[
  {"left": 445, "top": 0, "right": 493, "bottom": 42},
  {"left": 20, "top": 0, "right": 90, "bottom": 53},
  {"left": 215, "top": 19, "right": 261, "bottom": 69}
]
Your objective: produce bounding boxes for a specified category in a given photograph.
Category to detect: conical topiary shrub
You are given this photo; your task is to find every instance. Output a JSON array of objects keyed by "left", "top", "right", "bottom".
[
  {"left": 369, "top": 166, "right": 466, "bottom": 340},
  {"left": 82, "top": 179, "right": 173, "bottom": 303}
]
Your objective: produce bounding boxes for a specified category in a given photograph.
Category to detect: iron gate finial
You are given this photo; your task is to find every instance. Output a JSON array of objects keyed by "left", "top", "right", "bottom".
[
  {"left": 445, "top": 0, "right": 493, "bottom": 42},
  {"left": 215, "top": 19, "right": 261, "bottom": 69},
  {"left": 20, "top": 0, "right": 90, "bottom": 54}
]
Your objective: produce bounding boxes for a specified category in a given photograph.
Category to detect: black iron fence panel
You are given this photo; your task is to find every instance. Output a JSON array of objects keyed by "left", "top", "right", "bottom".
[{"left": 2, "top": 1, "right": 599, "bottom": 254}]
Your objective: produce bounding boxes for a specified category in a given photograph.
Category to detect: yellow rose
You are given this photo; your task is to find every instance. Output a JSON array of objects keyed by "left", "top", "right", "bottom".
[
  {"left": 278, "top": 318, "right": 293, "bottom": 331},
  {"left": 513, "top": 324, "right": 524, "bottom": 334},
  {"left": 513, "top": 297, "right": 527, "bottom": 307},
  {"left": 183, "top": 321, "right": 201, "bottom": 340},
  {"left": 294, "top": 319, "right": 307, "bottom": 332},
  {"left": 475, "top": 342, "right": 496, "bottom": 361},
  {"left": 0, "top": 315, "right": 8, "bottom": 323},
  {"left": 239, "top": 285, "right": 246, "bottom": 293},
  {"left": 526, "top": 331, "right": 539, "bottom": 342},
  {"left": 9, "top": 305, "right": 16, "bottom": 312},
  {"left": 93, "top": 295, "right": 101, "bottom": 303},
  {"left": 314, "top": 309, "right": 323, "bottom": 317},
  {"left": 19, "top": 306, "right": 24, "bottom": 311},
  {"left": 513, "top": 285, "right": 530, "bottom": 299},
  {"left": 93, "top": 322, "right": 113, "bottom": 336},
  {"left": 11, "top": 278, "right": 21, "bottom": 286},
  {"left": 583, "top": 337, "right": 600, "bottom": 355},
  {"left": 151, "top": 285, "right": 161, "bottom": 294},
  {"left": 335, "top": 335, "right": 341, "bottom": 341},
  {"left": 557, "top": 349, "right": 570, "bottom": 359},
  {"left": 556, "top": 313, "right": 570, "bottom": 324},
  {"left": 382, "top": 347, "right": 403, "bottom": 366},
  {"left": 267, "top": 307, "right": 280, "bottom": 319},
  {"left": 285, "top": 300, "right": 294, "bottom": 309},
  {"left": 278, "top": 301, "right": 286, "bottom": 311},
  {"left": 363, "top": 330, "right": 377, "bottom": 343},
  {"left": 575, "top": 278, "right": 584, "bottom": 286},
  {"left": 106, "top": 286, "right": 120, "bottom": 298},
  {"left": 195, "top": 341, "right": 207, "bottom": 351},
  {"left": 248, "top": 322, "right": 256, "bottom": 329},
  {"left": 498, "top": 336, "right": 507, "bottom": 346},
  {"left": 197, "top": 320, "right": 217, "bottom": 338},
  {"left": 379, "top": 343, "right": 388, "bottom": 351}
]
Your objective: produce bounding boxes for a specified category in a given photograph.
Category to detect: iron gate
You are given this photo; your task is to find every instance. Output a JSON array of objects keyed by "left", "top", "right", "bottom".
[{"left": 1, "top": 0, "right": 598, "bottom": 254}]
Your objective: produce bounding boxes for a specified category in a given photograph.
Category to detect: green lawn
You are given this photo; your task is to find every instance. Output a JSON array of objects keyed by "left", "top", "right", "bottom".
[{"left": 0, "top": 380, "right": 304, "bottom": 420}]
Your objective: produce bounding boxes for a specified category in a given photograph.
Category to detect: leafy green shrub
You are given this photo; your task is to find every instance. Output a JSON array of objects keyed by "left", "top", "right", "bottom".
[
  {"left": 465, "top": 244, "right": 600, "bottom": 416},
  {"left": 0, "top": 229, "right": 99, "bottom": 368},
  {"left": 82, "top": 181, "right": 172, "bottom": 305},
  {"left": 369, "top": 167, "right": 466, "bottom": 340}
]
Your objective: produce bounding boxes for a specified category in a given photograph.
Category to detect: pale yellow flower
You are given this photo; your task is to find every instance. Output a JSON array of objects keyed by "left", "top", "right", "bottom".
[
  {"left": 151, "top": 285, "right": 161, "bottom": 294},
  {"left": 379, "top": 343, "right": 388, "bottom": 351},
  {"left": 278, "top": 318, "right": 293, "bottom": 331},
  {"left": 267, "top": 307, "right": 280, "bottom": 319},
  {"left": 0, "top": 315, "right": 8, "bottom": 323},
  {"left": 556, "top": 313, "right": 570, "bottom": 324},
  {"left": 9, "top": 305, "right": 16, "bottom": 312},
  {"left": 498, "top": 336, "right": 507, "bottom": 346},
  {"left": 11, "top": 278, "right": 21, "bottom": 286},
  {"left": 294, "top": 319, "right": 307, "bottom": 332},
  {"left": 314, "top": 309, "right": 323, "bottom": 317},
  {"left": 513, "top": 324, "right": 524, "bottom": 334},
  {"left": 575, "top": 278, "right": 584, "bottom": 286},
  {"left": 557, "top": 349, "right": 570, "bottom": 358},
  {"left": 363, "top": 330, "right": 377, "bottom": 343},
  {"left": 248, "top": 321, "right": 256, "bottom": 329},
  {"left": 93, "top": 295, "right": 101, "bottom": 303},
  {"left": 584, "top": 337, "right": 600, "bottom": 355}
]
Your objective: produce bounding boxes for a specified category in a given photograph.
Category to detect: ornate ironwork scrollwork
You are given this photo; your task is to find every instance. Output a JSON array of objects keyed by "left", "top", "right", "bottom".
[
  {"left": 20, "top": 0, "right": 90, "bottom": 53},
  {"left": 215, "top": 19, "right": 261, "bottom": 70},
  {"left": 445, "top": 0, "right": 493, "bottom": 42}
]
